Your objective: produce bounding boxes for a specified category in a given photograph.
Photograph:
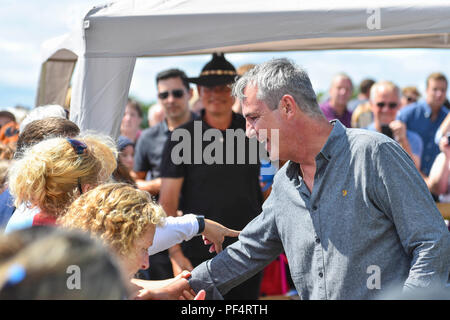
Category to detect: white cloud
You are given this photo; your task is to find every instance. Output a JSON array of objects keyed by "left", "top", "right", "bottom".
[{"left": 0, "top": 0, "right": 99, "bottom": 94}]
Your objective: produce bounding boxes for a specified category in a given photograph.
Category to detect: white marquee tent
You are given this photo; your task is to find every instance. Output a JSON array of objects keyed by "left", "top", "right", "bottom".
[{"left": 37, "top": 0, "right": 450, "bottom": 138}]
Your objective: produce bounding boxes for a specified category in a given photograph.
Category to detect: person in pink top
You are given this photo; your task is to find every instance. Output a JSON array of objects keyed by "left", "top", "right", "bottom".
[{"left": 319, "top": 73, "right": 354, "bottom": 128}]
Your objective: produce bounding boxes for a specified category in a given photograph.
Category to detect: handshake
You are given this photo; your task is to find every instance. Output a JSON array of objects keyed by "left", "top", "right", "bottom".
[
  {"left": 129, "top": 218, "right": 241, "bottom": 300},
  {"left": 130, "top": 270, "right": 205, "bottom": 300}
]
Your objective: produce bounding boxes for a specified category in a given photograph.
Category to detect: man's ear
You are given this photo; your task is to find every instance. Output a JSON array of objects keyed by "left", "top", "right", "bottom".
[{"left": 280, "top": 95, "right": 297, "bottom": 119}]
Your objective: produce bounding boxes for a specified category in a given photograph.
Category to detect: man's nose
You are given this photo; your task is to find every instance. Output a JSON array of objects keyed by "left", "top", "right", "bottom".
[
  {"left": 167, "top": 94, "right": 176, "bottom": 103},
  {"left": 246, "top": 125, "right": 257, "bottom": 139},
  {"left": 339, "top": 88, "right": 349, "bottom": 95}
]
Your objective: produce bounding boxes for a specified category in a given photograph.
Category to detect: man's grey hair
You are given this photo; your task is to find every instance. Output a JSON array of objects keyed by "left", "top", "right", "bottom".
[
  {"left": 232, "top": 58, "right": 322, "bottom": 118},
  {"left": 369, "top": 80, "right": 400, "bottom": 102},
  {"left": 331, "top": 72, "right": 353, "bottom": 90}
]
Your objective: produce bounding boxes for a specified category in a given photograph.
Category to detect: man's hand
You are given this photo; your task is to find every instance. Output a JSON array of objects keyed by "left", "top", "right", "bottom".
[
  {"left": 390, "top": 120, "right": 407, "bottom": 143},
  {"left": 202, "top": 219, "right": 240, "bottom": 253},
  {"left": 439, "top": 135, "right": 450, "bottom": 158},
  {"left": 132, "top": 270, "right": 197, "bottom": 300},
  {"left": 135, "top": 178, "right": 161, "bottom": 196}
]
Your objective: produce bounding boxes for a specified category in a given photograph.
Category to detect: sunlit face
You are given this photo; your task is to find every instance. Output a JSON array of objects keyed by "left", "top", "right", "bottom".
[
  {"left": 329, "top": 76, "right": 353, "bottom": 109},
  {"left": 426, "top": 79, "right": 447, "bottom": 109},
  {"left": 371, "top": 86, "right": 400, "bottom": 125},
  {"left": 199, "top": 84, "right": 235, "bottom": 116},
  {"left": 157, "top": 77, "right": 191, "bottom": 120},
  {"left": 121, "top": 226, "right": 155, "bottom": 279},
  {"left": 119, "top": 145, "right": 134, "bottom": 171},
  {"left": 121, "top": 104, "right": 142, "bottom": 134},
  {"left": 242, "top": 85, "right": 282, "bottom": 161}
]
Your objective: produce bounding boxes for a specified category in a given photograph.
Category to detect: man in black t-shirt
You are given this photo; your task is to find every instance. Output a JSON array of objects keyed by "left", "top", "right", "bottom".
[{"left": 159, "top": 53, "right": 263, "bottom": 300}]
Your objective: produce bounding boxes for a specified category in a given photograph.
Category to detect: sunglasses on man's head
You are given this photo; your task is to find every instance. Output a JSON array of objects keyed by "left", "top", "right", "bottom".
[
  {"left": 376, "top": 102, "right": 398, "bottom": 109},
  {"left": 158, "top": 89, "right": 185, "bottom": 100}
]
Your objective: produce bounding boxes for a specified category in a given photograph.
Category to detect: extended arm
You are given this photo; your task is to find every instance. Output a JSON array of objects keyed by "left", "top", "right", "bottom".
[
  {"left": 148, "top": 214, "right": 240, "bottom": 256},
  {"left": 130, "top": 271, "right": 198, "bottom": 300},
  {"left": 189, "top": 199, "right": 284, "bottom": 299},
  {"left": 133, "top": 171, "right": 162, "bottom": 196}
]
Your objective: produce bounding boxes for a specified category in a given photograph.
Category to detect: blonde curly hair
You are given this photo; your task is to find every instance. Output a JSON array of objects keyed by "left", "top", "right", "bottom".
[
  {"left": 8, "top": 134, "right": 117, "bottom": 217},
  {"left": 59, "top": 183, "right": 166, "bottom": 257}
]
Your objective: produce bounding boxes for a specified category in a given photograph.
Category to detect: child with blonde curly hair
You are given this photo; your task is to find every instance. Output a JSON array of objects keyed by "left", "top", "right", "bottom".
[
  {"left": 60, "top": 182, "right": 206, "bottom": 299},
  {"left": 60, "top": 182, "right": 166, "bottom": 277}
]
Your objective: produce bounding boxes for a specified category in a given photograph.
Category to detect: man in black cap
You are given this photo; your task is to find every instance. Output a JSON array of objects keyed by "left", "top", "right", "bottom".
[{"left": 159, "top": 53, "right": 264, "bottom": 300}]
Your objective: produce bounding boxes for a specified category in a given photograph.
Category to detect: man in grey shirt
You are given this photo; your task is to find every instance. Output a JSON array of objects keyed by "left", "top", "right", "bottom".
[{"left": 139, "top": 58, "right": 450, "bottom": 300}]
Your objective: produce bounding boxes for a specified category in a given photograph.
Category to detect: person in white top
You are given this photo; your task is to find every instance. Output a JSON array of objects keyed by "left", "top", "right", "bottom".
[{"left": 60, "top": 182, "right": 238, "bottom": 299}]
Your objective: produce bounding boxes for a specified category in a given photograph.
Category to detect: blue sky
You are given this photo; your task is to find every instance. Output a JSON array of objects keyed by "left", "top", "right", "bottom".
[{"left": 1, "top": 0, "right": 450, "bottom": 109}]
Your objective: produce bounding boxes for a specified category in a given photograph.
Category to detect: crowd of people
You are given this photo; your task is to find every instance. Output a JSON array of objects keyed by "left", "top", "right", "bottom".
[{"left": 0, "top": 53, "right": 449, "bottom": 300}]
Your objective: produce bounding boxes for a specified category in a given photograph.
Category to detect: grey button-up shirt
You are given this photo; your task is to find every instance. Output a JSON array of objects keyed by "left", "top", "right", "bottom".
[{"left": 189, "top": 120, "right": 450, "bottom": 299}]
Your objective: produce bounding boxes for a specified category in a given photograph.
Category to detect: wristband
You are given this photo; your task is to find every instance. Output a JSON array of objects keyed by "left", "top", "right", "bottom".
[{"left": 196, "top": 215, "right": 205, "bottom": 235}]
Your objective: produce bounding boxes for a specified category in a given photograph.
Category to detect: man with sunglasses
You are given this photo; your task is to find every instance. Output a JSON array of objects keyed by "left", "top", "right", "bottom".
[
  {"left": 365, "top": 81, "right": 423, "bottom": 171},
  {"left": 134, "top": 69, "right": 195, "bottom": 196},
  {"left": 133, "top": 68, "right": 198, "bottom": 281}
]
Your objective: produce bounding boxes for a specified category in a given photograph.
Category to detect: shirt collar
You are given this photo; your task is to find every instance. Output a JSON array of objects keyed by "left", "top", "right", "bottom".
[
  {"left": 419, "top": 100, "right": 448, "bottom": 120},
  {"left": 285, "top": 119, "right": 346, "bottom": 180},
  {"left": 163, "top": 111, "right": 198, "bottom": 133},
  {"left": 421, "top": 101, "right": 433, "bottom": 118},
  {"left": 319, "top": 119, "right": 346, "bottom": 161}
]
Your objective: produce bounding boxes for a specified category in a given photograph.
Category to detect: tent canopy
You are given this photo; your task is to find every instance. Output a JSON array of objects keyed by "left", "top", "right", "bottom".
[{"left": 37, "top": 0, "right": 450, "bottom": 137}]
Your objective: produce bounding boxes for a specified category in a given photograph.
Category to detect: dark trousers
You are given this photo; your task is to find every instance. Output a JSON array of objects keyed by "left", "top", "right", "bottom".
[{"left": 189, "top": 257, "right": 263, "bottom": 300}]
